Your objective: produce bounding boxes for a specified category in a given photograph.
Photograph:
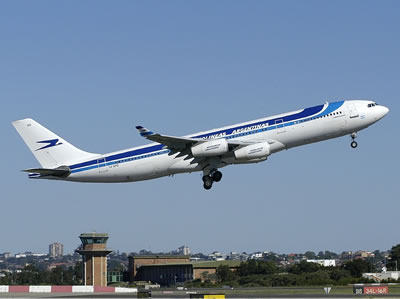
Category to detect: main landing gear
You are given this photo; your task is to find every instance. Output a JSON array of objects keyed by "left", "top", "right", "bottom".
[
  {"left": 202, "top": 170, "right": 223, "bottom": 190},
  {"left": 350, "top": 132, "right": 358, "bottom": 148}
]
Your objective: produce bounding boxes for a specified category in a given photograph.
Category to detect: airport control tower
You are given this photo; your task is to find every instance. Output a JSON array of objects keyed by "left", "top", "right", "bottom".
[{"left": 76, "top": 233, "right": 112, "bottom": 286}]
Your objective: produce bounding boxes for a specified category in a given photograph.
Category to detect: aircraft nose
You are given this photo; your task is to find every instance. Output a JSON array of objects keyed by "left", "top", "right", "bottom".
[
  {"left": 378, "top": 105, "right": 389, "bottom": 120},
  {"left": 382, "top": 105, "right": 389, "bottom": 116}
]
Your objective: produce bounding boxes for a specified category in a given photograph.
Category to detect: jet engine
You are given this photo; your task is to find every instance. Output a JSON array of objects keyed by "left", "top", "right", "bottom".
[
  {"left": 191, "top": 139, "right": 229, "bottom": 157},
  {"left": 234, "top": 142, "right": 270, "bottom": 160}
]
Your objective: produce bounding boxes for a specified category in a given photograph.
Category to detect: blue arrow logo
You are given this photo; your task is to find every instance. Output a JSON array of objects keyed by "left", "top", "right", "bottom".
[{"left": 36, "top": 139, "right": 63, "bottom": 151}]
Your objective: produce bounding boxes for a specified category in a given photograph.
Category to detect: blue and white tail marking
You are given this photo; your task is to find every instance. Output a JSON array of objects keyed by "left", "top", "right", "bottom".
[{"left": 136, "top": 126, "right": 154, "bottom": 137}]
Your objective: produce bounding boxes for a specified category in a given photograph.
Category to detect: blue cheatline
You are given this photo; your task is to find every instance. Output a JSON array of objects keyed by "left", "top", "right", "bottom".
[{"left": 67, "top": 101, "right": 344, "bottom": 174}]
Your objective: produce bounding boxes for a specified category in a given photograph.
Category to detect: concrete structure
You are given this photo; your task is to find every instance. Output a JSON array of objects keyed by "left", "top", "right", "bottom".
[
  {"left": 76, "top": 233, "right": 112, "bottom": 287},
  {"left": 362, "top": 271, "right": 400, "bottom": 282},
  {"left": 129, "top": 257, "right": 240, "bottom": 286},
  {"left": 49, "top": 243, "right": 63, "bottom": 258},
  {"left": 128, "top": 255, "right": 190, "bottom": 282}
]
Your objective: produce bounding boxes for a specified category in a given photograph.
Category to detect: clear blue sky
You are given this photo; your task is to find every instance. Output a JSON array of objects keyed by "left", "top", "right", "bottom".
[{"left": 1, "top": 1, "right": 399, "bottom": 255}]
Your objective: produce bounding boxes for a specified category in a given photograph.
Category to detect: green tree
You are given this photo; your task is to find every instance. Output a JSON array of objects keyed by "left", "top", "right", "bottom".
[
  {"left": 288, "top": 261, "right": 321, "bottom": 275},
  {"left": 257, "top": 261, "right": 278, "bottom": 275},
  {"left": 216, "top": 265, "right": 237, "bottom": 283},
  {"left": 328, "top": 268, "right": 351, "bottom": 282},
  {"left": 238, "top": 260, "right": 277, "bottom": 276},
  {"left": 323, "top": 251, "right": 338, "bottom": 259},
  {"left": 304, "top": 271, "right": 332, "bottom": 285},
  {"left": 304, "top": 251, "right": 316, "bottom": 259},
  {"left": 342, "top": 259, "right": 373, "bottom": 277},
  {"left": 389, "top": 244, "right": 400, "bottom": 271}
]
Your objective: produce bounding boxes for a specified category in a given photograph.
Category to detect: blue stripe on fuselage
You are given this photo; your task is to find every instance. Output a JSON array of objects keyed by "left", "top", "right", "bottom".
[
  {"left": 192, "top": 104, "right": 325, "bottom": 139},
  {"left": 68, "top": 101, "right": 344, "bottom": 173}
]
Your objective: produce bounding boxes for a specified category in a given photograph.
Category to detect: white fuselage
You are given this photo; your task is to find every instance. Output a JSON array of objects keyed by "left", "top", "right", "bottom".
[{"left": 51, "top": 100, "right": 389, "bottom": 183}]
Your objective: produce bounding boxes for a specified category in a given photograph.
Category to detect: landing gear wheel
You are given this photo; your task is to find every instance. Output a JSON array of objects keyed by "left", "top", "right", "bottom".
[
  {"left": 202, "top": 175, "right": 210, "bottom": 182},
  {"left": 351, "top": 141, "right": 358, "bottom": 148},
  {"left": 212, "top": 171, "right": 222, "bottom": 182},
  {"left": 203, "top": 178, "right": 213, "bottom": 190}
]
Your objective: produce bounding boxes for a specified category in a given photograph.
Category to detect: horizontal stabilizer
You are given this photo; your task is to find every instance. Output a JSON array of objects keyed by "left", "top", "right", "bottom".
[{"left": 22, "top": 166, "right": 71, "bottom": 178}]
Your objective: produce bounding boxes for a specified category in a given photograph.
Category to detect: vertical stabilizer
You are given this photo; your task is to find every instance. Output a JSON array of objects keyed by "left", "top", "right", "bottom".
[{"left": 12, "top": 118, "right": 98, "bottom": 168}]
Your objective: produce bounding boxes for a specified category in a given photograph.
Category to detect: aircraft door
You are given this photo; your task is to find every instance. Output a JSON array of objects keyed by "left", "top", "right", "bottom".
[
  {"left": 275, "top": 119, "right": 286, "bottom": 133},
  {"left": 347, "top": 104, "right": 359, "bottom": 118},
  {"left": 97, "top": 158, "right": 108, "bottom": 173}
]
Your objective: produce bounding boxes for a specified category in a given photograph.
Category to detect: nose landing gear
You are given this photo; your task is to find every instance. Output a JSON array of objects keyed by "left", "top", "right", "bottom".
[
  {"left": 350, "top": 132, "right": 358, "bottom": 148},
  {"left": 202, "top": 170, "right": 223, "bottom": 190}
]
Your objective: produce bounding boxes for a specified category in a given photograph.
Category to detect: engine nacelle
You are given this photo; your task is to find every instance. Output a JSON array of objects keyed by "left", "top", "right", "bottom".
[
  {"left": 234, "top": 142, "right": 270, "bottom": 160},
  {"left": 191, "top": 139, "right": 229, "bottom": 157}
]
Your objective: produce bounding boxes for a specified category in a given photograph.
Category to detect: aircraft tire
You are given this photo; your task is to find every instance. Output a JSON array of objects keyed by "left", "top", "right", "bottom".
[
  {"left": 212, "top": 171, "right": 222, "bottom": 182},
  {"left": 203, "top": 179, "right": 213, "bottom": 190},
  {"left": 351, "top": 141, "right": 358, "bottom": 148}
]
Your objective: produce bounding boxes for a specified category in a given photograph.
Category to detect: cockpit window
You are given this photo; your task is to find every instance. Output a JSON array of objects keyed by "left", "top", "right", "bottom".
[{"left": 368, "top": 103, "right": 377, "bottom": 108}]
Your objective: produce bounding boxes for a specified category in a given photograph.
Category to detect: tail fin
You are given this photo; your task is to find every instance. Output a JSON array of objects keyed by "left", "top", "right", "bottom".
[{"left": 12, "top": 118, "right": 98, "bottom": 168}]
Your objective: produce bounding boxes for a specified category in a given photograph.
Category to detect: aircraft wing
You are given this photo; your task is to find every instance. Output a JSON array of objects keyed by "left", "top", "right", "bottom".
[
  {"left": 135, "top": 126, "right": 275, "bottom": 151},
  {"left": 136, "top": 126, "right": 200, "bottom": 150}
]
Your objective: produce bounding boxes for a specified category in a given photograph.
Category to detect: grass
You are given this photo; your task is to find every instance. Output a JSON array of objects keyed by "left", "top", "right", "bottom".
[{"left": 166, "top": 285, "right": 400, "bottom": 296}]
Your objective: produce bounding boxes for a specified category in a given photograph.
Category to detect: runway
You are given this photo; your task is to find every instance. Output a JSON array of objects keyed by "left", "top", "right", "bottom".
[{"left": 1, "top": 292, "right": 400, "bottom": 298}]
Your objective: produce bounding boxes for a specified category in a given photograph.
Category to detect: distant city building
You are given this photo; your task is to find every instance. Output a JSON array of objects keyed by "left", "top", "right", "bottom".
[
  {"left": 208, "top": 251, "right": 226, "bottom": 261},
  {"left": 49, "top": 242, "right": 64, "bottom": 258},
  {"left": 307, "top": 259, "right": 336, "bottom": 267},
  {"left": 176, "top": 246, "right": 190, "bottom": 256},
  {"left": 340, "top": 251, "right": 353, "bottom": 260},
  {"left": 251, "top": 252, "right": 263, "bottom": 259},
  {"left": 3, "top": 252, "right": 12, "bottom": 259},
  {"left": 354, "top": 250, "right": 375, "bottom": 259},
  {"left": 228, "top": 251, "right": 248, "bottom": 261},
  {"left": 15, "top": 252, "right": 46, "bottom": 258}
]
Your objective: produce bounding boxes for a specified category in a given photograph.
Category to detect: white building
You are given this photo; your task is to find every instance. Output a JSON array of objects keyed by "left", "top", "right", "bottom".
[
  {"left": 307, "top": 259, "right": 336, "bottom": 267},
  {"left": 251, "top": 252, "right": 263, "bottom": 259},
  {"left": 363, "top": 271, "right": 400, "bottom": 282},
  {"left": 208, "top": 251, "right": 226, "bottom": 261}
]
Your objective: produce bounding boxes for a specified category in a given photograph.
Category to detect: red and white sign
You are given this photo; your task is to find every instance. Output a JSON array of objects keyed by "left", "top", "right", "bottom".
[{"left": 364, "top": 286, "right": 389, "bottom": 294}]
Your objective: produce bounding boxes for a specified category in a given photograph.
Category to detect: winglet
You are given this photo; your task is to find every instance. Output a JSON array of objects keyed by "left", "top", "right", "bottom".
[{"left": 136, "top": 126, "right": 155, "bottom": 137}]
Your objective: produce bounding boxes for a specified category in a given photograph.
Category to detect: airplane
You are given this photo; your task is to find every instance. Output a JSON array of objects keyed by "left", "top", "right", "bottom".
[{"left": 12, "top": 100, "right": 389, "bottom": 190}]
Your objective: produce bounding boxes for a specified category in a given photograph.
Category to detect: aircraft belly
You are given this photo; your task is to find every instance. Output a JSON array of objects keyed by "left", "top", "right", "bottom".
[
  {"left": 168, "top": 157, "right": 200, "bottom": 174},
  {"left": 283, "top": 117, "right": 347, "bottom": 148},
  {"left": 67, "top": 155, "right": 171, "bottom": 182}
]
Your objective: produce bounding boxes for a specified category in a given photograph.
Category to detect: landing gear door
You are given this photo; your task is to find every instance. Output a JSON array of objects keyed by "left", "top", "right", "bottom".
[{"left": 348, "top": 104, "right": 359, "bottom": 118}]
